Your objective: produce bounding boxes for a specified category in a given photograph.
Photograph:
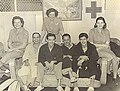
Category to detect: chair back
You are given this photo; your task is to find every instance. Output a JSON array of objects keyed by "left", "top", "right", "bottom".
[{"left": 110, "top": 38, "right": 120, "bottom": 46}]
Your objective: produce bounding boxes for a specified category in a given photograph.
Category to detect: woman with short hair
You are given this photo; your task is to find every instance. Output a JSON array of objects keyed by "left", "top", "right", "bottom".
[
  {"left": 89, "top": 17, "right": 119, "bottom": 85},
  {"left": 41, "top": 8, "right": 64, "bottom": 44}
]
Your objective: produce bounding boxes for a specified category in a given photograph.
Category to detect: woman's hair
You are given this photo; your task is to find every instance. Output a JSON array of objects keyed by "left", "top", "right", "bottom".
[
  {"left": 46, "top": 8, "right": 58, "bottom": 17},
  {"left": 79, "top": 33, "right": 88, "bottom": 39},
  {"left": 12, "top": 16, "right": 24, "bottom": 27},
  {"left": 46, "top": 33, "right": 56, "bottom": 40},
  {"left": 94, "top": 16, "right": 107, "bottom": 29}
]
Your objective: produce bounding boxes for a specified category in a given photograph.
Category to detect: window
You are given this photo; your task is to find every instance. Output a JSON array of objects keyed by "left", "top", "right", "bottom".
[{"left": 0, "top": 0, "right": 43, "bottom": 12}]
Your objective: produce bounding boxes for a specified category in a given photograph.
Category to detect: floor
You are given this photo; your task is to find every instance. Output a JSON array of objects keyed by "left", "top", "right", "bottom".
[
  {"left": 3, "top": 75, "right": 120, "bottom": 91},
  {"left": 28, "top": 76, "right": 120, "bottom": 91}
]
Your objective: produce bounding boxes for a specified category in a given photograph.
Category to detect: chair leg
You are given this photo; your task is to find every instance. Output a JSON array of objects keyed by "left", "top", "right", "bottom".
[
  {"left": 0, "top": 79, "right": 15, "bottom": 91},
  {"left": 9, "top": 59, "right": 17, "bottom": 79},
  {"left": 100, "top": 60, "right": 107, "bottom": 84}
]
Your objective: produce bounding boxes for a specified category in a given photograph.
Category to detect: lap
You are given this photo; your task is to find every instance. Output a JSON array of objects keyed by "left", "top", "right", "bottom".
[
  {"left": 5, "top": 51, "right": 23, "bottom": 59},
  {"left": 98, "top": 48, "right": 114, "bottom": 59}
]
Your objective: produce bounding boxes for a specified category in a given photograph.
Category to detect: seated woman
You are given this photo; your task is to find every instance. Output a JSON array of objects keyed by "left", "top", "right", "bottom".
[
  {"left": 89, "top": 17, "right": 119, "bottom": 84},
  {"left": 0, "top": 16, "right": 29, "bottom": 75},
  {"left": 73, "top": 33, "right": 101, "bottom": 91}
]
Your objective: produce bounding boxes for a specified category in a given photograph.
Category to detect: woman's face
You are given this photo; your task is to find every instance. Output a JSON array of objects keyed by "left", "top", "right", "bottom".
[
  {"left": 49, "top": 12, "right": 56, "bottom": 18},
  {"left": 32, "top": 34, "right": 41, "bottom": 44},
  {"left": 80, "top": 36, "right": 88, "bottom": 47},
  {"left": 96, "top": 19, "right": 105, "bottom": 29},
  {"left": 14, "top": 19, "right": 22, "bottom": 29}
]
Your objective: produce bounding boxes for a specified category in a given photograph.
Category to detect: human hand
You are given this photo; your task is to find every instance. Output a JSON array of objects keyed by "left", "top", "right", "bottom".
[
  {"left": 45, "top": 61, "right": 50, "bottom": 70},
  {"left": 8, "top": 48, "right": 14, "bottom": 52},
  {"left": 50, "top": 61, "right": 57, "bottom": 65},
  {"left": 49, "top": 64, "right": 54, "bottom": 72},
  {"left": 77, "top": 55, "right": 89, "bottom": 61},
  {"left": 77, "top": 59, "right": 84, "bottom": 66},
  {"left": 90, "top": 75, "right": 95, "bottom": 79},
  {"left": 63, "top": 55, "right": 72, "bottom": 59},
  {"left": 49, "top": 61, "right": 57, "bottom": 71}
]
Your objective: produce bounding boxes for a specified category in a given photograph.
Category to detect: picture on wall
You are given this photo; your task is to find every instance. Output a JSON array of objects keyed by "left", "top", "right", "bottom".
[{"left": 43, "top": 0, "right": 82, "bottom": 21}]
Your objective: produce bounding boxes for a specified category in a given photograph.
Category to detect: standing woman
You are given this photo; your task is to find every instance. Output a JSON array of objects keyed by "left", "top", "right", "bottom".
[
  {"left": 41, "top": 8, "right": 64, "bottom": 44},
  {"left": 89, "top": 17, "right": 119, "bottom": 84}
]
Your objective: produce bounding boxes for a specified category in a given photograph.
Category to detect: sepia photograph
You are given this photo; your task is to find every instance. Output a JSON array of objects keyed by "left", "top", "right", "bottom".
[{"left": 0, "top": 0, "right": 120, "bottom": 91}]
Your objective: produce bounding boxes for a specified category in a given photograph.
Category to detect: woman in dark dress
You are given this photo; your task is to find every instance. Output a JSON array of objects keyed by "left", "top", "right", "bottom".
[{"left": 73, "top": 33, "right": 101, "bottom": 91}]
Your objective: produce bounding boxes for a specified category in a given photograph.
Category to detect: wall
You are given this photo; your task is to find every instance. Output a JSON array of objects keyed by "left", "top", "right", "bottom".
[
  {"left": 62, "top": 0, "right": 120, "bottom": 43},
  {"left": 1, "top": 0, "right": 120, "bottom": 49}
]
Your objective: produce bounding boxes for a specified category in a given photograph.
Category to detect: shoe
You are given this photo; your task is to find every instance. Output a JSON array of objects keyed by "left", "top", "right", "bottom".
[
  {"left": 87, "top": 87, "right": 94, "bottom": 91},
  {"left": 34, "top": 85, "right": 44, "bottom": 91},
  {"left": 65, "top": 86, "right": 70, "bottom": 91},
  {"left": 74, "top": 87, "right": 79, "bottom": 91},
  {"left": 56, "top": 86, "right": 64, "bottom": 91},
  {"left": 113, "top": 78, "right": 119, "bottom": 86}
]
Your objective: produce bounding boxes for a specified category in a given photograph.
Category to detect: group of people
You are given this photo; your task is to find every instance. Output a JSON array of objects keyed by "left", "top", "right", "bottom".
[
  {"left": 0, "top": 7, "right": 119, "bottom": 91},
  {"left": 18, "top": 32, "right": 101, "bottom": 91}
]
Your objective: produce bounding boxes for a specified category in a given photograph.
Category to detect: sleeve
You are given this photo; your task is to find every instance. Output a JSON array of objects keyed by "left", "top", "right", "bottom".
[
  {"left": 42, "top": 18, "right": 47, "bottom": 32},
  {"left": 88, "top": 29, "right": 94, "bottom": 43},
  {"left": 7, "top": 30, "right": 12, "bottom": 44},
  {"left": 23, "top": 30, "right": 29, "bottom": 44},
  {"left": 105, "top": 29, "right": 110, "bottom": 44},
  {"left": 58, "top": 18, "right": 64, "bottom": 35},
  {"left": 89, "top": 45, "right": 99, "bottom": 61},
  {"left": 72, "top": 45, "right": 79, "bottom": 72},
  {"left": 55, "top": 46, "right": 63, "bottom": 64},
  {"left": 7, "top": 30, "right": 14, "bottom": 49},
  {"left": 38, "top": 46, "right": 46, "bottom": 66},
  {"left": 22, "top": 45, "right": 29, "bottom": 62},
  {"left": 41, "top": 18, "right": 47, "bottom": 42}
]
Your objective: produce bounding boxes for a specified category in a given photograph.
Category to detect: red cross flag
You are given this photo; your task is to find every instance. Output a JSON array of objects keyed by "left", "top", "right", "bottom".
[{"left": 83, "top": 0, "right": 105, "bottom": 19}]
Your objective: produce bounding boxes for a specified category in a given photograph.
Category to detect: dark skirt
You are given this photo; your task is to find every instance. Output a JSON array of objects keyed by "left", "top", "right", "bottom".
[{"left": 78, "top": 61, "right": 101, "bottom": 81}]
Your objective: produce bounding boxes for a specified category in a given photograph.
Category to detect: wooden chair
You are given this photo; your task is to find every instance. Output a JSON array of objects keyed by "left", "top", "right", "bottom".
[
  {"left": 9, "top": 53, "right": 101, "bottom": 89},
  {"left": 35, "top": 63, "right": 101, "bottom": 88},
  {"left": 100, "top": 38, "right": 120, "bottom": 84},
  {"left": 9, "top": 57, "right": 23, "bottom": 79},
  {"left": 0, "top": 57, "right": 22, "bottom": 91}
]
